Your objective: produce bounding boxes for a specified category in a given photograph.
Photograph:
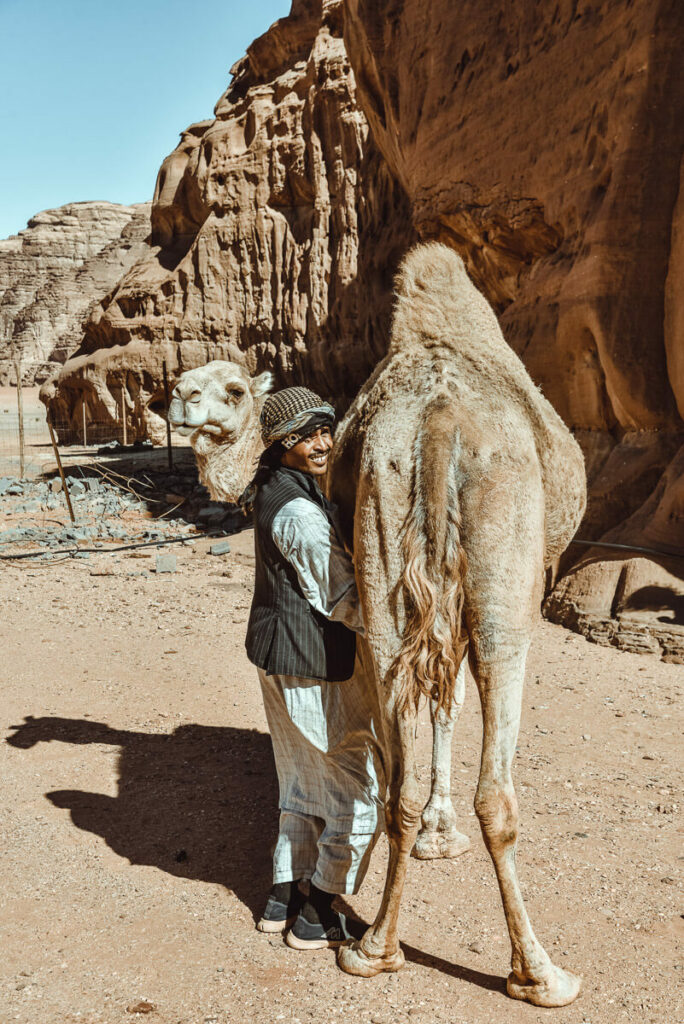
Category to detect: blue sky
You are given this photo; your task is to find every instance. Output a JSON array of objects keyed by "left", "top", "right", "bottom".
[{"left": 0, "top": 0, "right": 291, "bottom": 238}]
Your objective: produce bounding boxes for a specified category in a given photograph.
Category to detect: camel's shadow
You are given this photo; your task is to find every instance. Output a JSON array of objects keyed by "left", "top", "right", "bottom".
[
  {"left": 6, "top": 715, "right": 278, "bottom": 922},
  {"left": 6, "top": 714, "right": 506, "bottom": 995}
]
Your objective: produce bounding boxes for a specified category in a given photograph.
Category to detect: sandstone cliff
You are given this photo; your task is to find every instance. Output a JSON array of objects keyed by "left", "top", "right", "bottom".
[
  {"left": 40, "top": 0, "right": 683, "bottom": 658},
  {"left": 42, "top": 0, "right": 413, "bottom": 445},
  {"left": 343, "top": 0, "right": 684, "bottom": 658},
  {"left": 0, "top": 202, "right": 151, "bottom": 384}
]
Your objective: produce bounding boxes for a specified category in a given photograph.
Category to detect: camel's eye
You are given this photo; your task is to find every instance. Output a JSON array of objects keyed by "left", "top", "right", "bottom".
[{"left": 229, "top": 388, "right": 244, "bottom": 400}]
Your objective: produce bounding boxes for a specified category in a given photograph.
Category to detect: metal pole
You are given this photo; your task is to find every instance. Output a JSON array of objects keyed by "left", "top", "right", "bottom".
[
  {"left": 47, "top": 414, "right": 75, "bottom": 523},
  {"left": 82, "top": 400, "right": 87, "bottom": 448},
  {"left": 121, "top": 390, "right": 127, "bottom": 446},
  {"left": 162, "top": 360, "right": 173, "bottom": 471},
  {"left": 10, "top": 338, "right": 25, "bottom": 479}
]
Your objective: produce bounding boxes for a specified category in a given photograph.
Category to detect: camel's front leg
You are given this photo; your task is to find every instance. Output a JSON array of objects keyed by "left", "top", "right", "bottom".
[
  {"left": 413, "top": 659, "right": 470, "bottom": 860},
  {"left": 337, "top": 702, "right": 421, "bottom": 977},
  {"left": 472, "top": 641, "right": 581, "bottom": 1007}
]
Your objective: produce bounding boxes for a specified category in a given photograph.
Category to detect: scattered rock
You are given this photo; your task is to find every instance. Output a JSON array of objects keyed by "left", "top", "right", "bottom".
[
  {"left": 209, "top": 540, "right": 231, "bottom": 556},
  {"left": 155, "top": 552, "right": 177, "bottom": 574},
  {"left": 126, "top": 1000, "right": 156, "bottom": 1014}
]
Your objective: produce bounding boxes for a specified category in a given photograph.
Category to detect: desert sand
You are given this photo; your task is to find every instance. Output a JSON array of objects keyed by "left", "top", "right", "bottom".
[{"left": 1, "top": 523, "right": 681, "bottom": 1024}]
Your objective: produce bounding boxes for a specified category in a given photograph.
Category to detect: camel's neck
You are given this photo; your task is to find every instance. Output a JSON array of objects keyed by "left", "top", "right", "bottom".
[{"left": 192, "top": 416, "right": 265, "bottom": 503}]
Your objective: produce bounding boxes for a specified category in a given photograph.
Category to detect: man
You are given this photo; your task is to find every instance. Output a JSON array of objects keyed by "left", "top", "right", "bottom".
[{"left": 245, "top": 386, "right": 385, "bottom": 950}]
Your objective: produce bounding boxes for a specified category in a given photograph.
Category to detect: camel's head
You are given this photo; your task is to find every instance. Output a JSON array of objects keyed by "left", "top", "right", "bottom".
[
  {"left": 168, "top": 360, "right": 274, "bottom": 503},
  {"left": 169, "top": 361, "right": 274, "bottom": 443}
]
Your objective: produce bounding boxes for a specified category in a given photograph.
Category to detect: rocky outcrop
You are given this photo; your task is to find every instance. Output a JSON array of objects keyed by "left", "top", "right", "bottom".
[
  {"left": 343, "top": 0, "right": 684, "bottom": 658},
  {"left": 40, "top": 0, "right": 684, "bottom": 657},
  {"left": 41, "top": 0, "right": 414, "bottom": 446},
  {"left": 0, "top": 202, "right": 151, "bottom": 384}
]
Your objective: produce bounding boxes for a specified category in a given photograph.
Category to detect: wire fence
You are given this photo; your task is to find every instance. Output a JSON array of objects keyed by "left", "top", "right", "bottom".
[{"left": 0, "top": 385, "right": 186, "bottom": 481}]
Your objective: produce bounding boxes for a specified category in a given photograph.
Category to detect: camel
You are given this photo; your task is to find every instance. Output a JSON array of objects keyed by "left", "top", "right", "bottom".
[{"left": 168, "top": 242, "right": 586, "bottom": 1007}]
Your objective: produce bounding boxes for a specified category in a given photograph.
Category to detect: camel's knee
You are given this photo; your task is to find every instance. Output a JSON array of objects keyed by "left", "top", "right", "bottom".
[
  {"left": 474, "top": 782, "right": 519, "bottom": 848},
  {"left": 386, "top": 781, "right": 423, "bottom": 844}
]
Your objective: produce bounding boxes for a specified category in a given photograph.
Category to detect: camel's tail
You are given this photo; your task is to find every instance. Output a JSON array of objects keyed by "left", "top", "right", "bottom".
[{"left": 395, "top": 392, "right": 467, "bottom": 715}]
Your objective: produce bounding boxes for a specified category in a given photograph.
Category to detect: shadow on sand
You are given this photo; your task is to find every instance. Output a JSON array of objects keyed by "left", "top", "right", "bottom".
[{"left": 6, "top": 714, "right": 505, "bottom": 996}]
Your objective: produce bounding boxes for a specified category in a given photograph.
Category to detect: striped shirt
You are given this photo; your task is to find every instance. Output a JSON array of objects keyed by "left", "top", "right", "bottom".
[{"left": 271, "top": 497, "right": 365, "bottom": 635}]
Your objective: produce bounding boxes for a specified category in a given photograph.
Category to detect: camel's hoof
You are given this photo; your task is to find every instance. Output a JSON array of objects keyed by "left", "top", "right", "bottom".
[
  {"left": 337, "top": 940, "right": 405, "bottom": 977},
  {"left": 507, "top": 964, "right": 582, "bottom": 1007},
  {"left": 412, "top": 829, "right": 471, "bottom": 860}
]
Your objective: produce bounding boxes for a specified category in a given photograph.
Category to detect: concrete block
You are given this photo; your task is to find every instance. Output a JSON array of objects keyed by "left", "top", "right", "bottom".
[
  {"left": 156, "top": 552, "right": 177, "bottom": 573},
  {"left": 209, "top": 540, "right": 232, "bottom": 556}
]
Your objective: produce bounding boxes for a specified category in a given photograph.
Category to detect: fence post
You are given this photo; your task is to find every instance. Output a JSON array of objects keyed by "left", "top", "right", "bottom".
[
  {"left": 82, "top": 400, "right": 87, "bottom": 448},
  {"left": 121, "top": 389, "right": 127, "bottom": 447},
  {"left": 162, "top": 360, "right": 173, "bottom": 471},
  {"left": 47, "top": 413, "right": 75, "bottom": 523},
  {"left": 10, "top": 338, "right": 25, "bottom": 479}
]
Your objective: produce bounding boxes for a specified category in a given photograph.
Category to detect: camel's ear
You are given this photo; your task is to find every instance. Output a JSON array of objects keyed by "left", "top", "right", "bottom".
[{"left": 251, "top": 371, "right": 275, "bottom": 397}]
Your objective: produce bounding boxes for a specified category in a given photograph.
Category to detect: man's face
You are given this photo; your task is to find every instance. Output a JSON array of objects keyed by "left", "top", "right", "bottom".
[{"left": 281, "top": 427, "right": 333, "bottom": 477}]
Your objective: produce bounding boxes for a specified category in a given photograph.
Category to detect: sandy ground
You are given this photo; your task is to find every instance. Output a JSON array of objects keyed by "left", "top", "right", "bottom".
[{"left": 2, "top": 523, "right": 682, "bottom": 1024}]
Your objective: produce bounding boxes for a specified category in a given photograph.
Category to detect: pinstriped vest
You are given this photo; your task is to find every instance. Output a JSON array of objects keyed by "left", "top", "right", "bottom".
[{"left": 245, "top": 465, "right": 357, "bottom": 682}]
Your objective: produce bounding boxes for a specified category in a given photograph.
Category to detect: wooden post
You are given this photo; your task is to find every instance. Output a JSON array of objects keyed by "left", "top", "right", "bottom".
[
  {"left": 10, "top": 338, "right": 25, "bottom": 479},
  {"left": 82, "top": 400, "right": 87, "bottom": 448},
  {"left": 162, "top": 360, "right": 173, "bottom": 471},
  {"left": 121, "top": 390, "right": 127, "bottom": 447},
  {"left": 47, "top": 414, "right": 75, "bottom": 523}
]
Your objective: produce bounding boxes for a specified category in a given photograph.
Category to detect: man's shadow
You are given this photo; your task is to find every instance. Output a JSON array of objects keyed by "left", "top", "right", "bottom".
[
  {"left": 6, "top": 716, "right": 278, "bottom": 922},
  {"left": 6, "top": 715, "right": 506, "bottom": 995}
]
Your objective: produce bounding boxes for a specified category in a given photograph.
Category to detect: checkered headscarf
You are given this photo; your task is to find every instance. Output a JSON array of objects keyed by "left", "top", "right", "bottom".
[{"left": 260, "top": 387, "right": 335, "bottom": 449}]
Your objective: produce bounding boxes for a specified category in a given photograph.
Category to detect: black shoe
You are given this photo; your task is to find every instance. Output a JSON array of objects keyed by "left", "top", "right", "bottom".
[
  {"left": 257, "top": 880, "right": 307, "bottom": 933},
  {"left": 285, "top": 885, "right": 351, "bottom": 949}
]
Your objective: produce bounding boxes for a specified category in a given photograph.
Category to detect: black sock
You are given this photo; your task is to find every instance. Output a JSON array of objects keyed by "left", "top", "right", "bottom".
[
  {"left": 270, "top": 880, "right": 300, "bottom": 903},
  {"left": 302, "top": 883, "right": 335, "bottom": 925}
]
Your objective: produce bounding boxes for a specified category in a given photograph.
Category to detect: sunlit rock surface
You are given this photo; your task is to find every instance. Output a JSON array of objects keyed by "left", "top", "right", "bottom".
[{"left": 0, "top": 202, "right": 150, "bottom": 384}]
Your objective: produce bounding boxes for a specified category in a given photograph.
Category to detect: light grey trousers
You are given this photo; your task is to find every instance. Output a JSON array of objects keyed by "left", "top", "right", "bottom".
[{"left": 258, "top": 652, "right": 386, "bottom": 895}]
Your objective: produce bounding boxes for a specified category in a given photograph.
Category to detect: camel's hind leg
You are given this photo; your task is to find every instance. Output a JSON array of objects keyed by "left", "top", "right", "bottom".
[
  {"left": 413, "top": 660, "right": 471, "bottom": 860},
  {"left": 469, "top": 634, "right": 581, "bottom": 1007},
  {"left": 337, "top": 690, "right": 420, "bottom": 977}
]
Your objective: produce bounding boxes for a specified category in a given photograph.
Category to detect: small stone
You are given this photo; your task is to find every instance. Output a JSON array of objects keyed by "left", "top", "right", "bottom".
[
  {"left": 156, "top": 553, "right": 177, "bottom": 573},
  {"left": 68, "top": 479, "right": 87, "bottom": 497},
  {"left": 581, "top": 734, "right": 591, "bottom": 741},
  {"left": 126, "top": 1000, "right": 156, "bottom": 1014},
  {"left": 6, "top": 483, "right": 24, "bottom": 495},
  {"left": 467, "top": 941, "right": 483, "bottom": 954},
  {"left": 209, "top": 539, "right": 231, "bottom": 556},
  {"left": 50, "top": 477, "right": 63, "bottom": 493}
]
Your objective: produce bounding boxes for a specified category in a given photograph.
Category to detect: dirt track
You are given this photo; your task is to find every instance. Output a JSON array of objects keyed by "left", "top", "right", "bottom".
[{"left": 2, "top": 526, "right": 682, "bottom": 1024}]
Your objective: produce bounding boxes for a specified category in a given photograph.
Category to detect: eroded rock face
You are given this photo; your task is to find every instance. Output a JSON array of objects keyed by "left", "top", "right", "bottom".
[
  {"left": 343, "top": 0, "right": 684, "bottom": 658},
  {"left": 0, "top": 202, "right": 151, "bottom": 384},
  {"left": 42, "top": 0, "right": 414, "bottom": 446}
]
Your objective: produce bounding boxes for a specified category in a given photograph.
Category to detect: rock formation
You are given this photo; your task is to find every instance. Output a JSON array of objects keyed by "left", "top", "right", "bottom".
[
  {"left": 0, "top": 202, "right": 150, "bottom": 384},
  {"left": 342, "top": 0, "right": 684, "bottom": 659},
  {"left": 39, "top": 0, "right": 683, "bottom": 658},
  {"left": 41, "top": 0, "right": 414, "bottom": 446}
]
